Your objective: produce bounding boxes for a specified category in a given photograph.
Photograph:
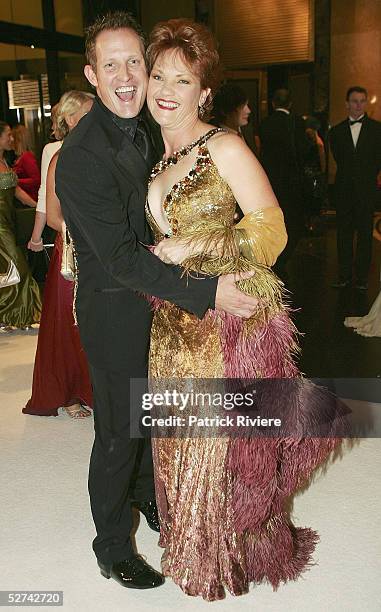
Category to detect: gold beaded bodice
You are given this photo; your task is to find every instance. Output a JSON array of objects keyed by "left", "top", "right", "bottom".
[{"left": 145, "top": 128, "right": 237, "bottom": 245}]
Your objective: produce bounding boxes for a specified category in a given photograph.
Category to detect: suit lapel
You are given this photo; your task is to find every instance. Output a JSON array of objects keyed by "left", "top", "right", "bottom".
[
  {"left": 354, "top": 119, "right": 369, "bottom": 153},
  {"left": 343, "top": 122, "right": 356, "bottom": 151},
  {"left": 94, "top": 99, "right": 151, "bottom": 194},
  {"left": 113, "top": 140, "right": 150, "bottom": 189}
]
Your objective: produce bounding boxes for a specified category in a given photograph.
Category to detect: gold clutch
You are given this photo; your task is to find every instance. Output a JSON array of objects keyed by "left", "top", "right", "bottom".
[
  {"left": 0, "top": 259, "right": 20, "bottom": 287},
  {"left": 60, "top": 223, "right": 75, "bottom": 282}
]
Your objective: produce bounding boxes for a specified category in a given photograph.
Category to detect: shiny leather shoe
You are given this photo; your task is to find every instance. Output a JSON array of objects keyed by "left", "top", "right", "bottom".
[
  {"left": 132, "top": 500, "right": 160, "bottom": 532},
  {"left": 98, "top": 555, "right": 164, "bottom": 589}
]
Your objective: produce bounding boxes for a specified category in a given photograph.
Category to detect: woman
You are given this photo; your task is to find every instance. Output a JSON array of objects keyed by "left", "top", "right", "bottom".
[
  {"left": 0, "top": 121, "right": 41, "bottom": 330},
  {"left": 27, "top": 104, "right": 62, "bottom": 252},
  {"left": 212, "top": 82, "right": 251, "bottom": 138},
  {"left": 145, "top": 20, "right": 345, "bottom": 601},
  {"left": 12, "top": 124, "right": 41, "bottom": 202},
  {"left": 303, "top": 116, "right": 327, "bottom": 231},
  {"left": 23, "top": 91, "right": 93, "bottom": 418}
]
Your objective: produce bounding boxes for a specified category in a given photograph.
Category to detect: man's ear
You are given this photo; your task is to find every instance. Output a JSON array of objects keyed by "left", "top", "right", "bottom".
[{"left": 84, "top": 64, "right": 98, "bottom": 89}]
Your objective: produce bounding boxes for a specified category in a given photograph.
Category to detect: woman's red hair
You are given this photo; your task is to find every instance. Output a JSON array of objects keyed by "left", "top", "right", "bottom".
[{"left": 147, "top": 18, "right": 221, "bottom": 106}]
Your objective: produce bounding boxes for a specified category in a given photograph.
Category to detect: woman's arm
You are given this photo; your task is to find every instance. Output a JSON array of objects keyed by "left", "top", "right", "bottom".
[
  {"left": 15, "top": 185, "right": 36, "bottom": 207},
  {"left": 316, "top": 134, "right": 326, "bottom": 173},
  {"left": 46, "top": 154, "right": 64, "bottom": 232},
  {"left": 27, "top": 211, "right": 47, "bottom": 252},
  {"left": 15, "top": 151, "right": 41, "bottom": 190}
]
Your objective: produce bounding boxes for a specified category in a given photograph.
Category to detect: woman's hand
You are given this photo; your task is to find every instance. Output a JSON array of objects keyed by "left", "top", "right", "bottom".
[
  {"left": 154, "top": 237, "right": 196, "bottom": 265},
  {"left": 27, "top": 236, "right": 43, "bottom": 252}
]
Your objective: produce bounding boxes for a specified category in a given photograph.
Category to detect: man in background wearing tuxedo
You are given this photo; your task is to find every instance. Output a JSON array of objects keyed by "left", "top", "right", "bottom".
[
  {"left": 330, "top": 86, "right": 381, "bottom": 290},
  {"left": 258, "top": 89, "right": 309, "bottom": 280}
]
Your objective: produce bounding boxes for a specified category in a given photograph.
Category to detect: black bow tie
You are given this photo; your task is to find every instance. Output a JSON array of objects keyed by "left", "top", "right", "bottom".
[{"left": 349, "top": 117, "right": 365, "bottom": 126}]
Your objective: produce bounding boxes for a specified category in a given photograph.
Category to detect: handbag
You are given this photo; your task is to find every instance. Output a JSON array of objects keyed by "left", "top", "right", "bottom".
[
  {"left": 60, "top": 223, "right": 75, "bottom": 281},
  {"left": 0, "top": 259, "right": 20, "bottom": 287}
]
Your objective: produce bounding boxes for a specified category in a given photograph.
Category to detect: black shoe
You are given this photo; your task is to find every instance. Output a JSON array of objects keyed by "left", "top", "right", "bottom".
[
  {"left": 132, "top": 500, "right": 160, "bottom": 532},
  {"left": 98, "top": 555, "right": 164, "bottom": 589},
  {"left": 331, "top": 279, "right": 351, "bottom": 288}
]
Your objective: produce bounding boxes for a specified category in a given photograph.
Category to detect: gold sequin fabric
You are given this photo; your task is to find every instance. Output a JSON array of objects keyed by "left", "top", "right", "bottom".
[{"left": 147, "top": 132, "right": 302, "bottom": 601}]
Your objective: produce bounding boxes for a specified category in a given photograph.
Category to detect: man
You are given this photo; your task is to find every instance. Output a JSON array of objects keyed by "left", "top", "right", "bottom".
[
  {"left": 259, "top": 89, "right": 309, "bottom": 277},
  {"left": 55, "top": 11, "right": 259, "bottom": 590},
  {"left": 330, "top": 86, "right": 381, "bottom": 290}
]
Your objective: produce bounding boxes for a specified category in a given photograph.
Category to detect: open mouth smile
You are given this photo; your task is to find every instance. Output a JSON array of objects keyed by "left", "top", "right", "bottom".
[
  {"left": 115, "top": 86, "right": 137, "bottom": 102},
  {"left": 156, "top": 99, "right": 179, "bottom": 110}
]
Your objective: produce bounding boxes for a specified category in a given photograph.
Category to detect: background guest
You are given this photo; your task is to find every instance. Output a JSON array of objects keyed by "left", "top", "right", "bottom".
[
  {"left": 303, "top": 115, "right": 327, "bottom": 232},
  {"left": 211, "top": 82, "right": 251, "bottom": 139},
  {"left": 27, "top": 105, "right": 62, "bottom": 254},
  {"left": 12, "top": 125, "right": 41, "bottom": 202},
  {"left": 0, "top": 121, "right": 41, "bottom": 331},
  {"left": 258, "top": 88, "right": 309, "bottom": 279},
  {"left": 23, "top": 90, "right": 94, "bottom": 418},
  {"left": 329, "top": 86, "right": 381, "bottom": 290}
]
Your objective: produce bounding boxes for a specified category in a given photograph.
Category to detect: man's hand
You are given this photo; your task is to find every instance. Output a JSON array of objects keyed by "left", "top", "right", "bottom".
[{"left": 215, "top": 271, "right": 259, "bottom": 318}]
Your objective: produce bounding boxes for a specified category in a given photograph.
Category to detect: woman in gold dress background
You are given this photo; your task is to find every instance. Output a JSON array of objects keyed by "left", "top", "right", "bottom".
[{"left": 145, "top": 19, "right": 344, "bottom": 601}]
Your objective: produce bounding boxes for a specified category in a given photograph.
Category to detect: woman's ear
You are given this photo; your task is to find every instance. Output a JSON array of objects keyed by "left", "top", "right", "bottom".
[{"left": 199, "top": 87, "right": 211, "bottom": 108}]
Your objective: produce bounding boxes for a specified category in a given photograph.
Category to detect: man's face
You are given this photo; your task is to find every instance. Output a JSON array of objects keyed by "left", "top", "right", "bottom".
[
  {"left": 346, "top": 92, "right": 367, "bottom": 119},
  {"left": 84, "top": 28, "right": 148, "bottom": 119}
]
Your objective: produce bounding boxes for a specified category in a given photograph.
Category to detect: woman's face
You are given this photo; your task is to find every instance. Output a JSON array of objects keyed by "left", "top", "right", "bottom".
[
  {"left": 147, "top": 49, "right": 210, "bottom": 131},
  {"left": 0, "top": 125, "right": 13, "bottom": 151},
  {"left": 66, "top": 98, "right": 94, "bottom": 131},
  {"left": 235, "top": 101, "right": 251, "bottom": 127}
]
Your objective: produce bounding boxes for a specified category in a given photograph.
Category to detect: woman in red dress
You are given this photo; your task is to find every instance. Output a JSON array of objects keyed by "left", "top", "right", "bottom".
[
  {"left": 12, "top": 125, "right": 41, "bottom": 201},
  {"left": 23, "top": 91, "right": 94, "bottom": 418}
]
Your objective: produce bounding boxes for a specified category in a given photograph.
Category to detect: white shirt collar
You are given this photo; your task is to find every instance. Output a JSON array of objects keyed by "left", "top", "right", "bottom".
[{"left": 348, "top": 114, "right": 365, "bottom": 122}]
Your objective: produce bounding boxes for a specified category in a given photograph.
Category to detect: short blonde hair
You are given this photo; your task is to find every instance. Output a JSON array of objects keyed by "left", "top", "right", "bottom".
[
  {"left": 12, "top": 124, "right": 33, "bottom": 156},
  {"left": 55, "top": 90, "right": 94, "bottom": 140}
]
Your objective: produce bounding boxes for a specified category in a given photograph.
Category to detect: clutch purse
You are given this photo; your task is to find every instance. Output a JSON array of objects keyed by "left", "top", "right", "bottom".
[
  {"left": 0, "top": 259, "right": 20, "bottom": 287},
  {"left": 60, "top": 223, "right": 75, "bottom": 282}
]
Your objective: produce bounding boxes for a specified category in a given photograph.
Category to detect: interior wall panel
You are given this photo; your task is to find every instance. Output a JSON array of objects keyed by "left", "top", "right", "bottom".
[{"left": 215, "top": 0, "right": 314, "bottom": 68}]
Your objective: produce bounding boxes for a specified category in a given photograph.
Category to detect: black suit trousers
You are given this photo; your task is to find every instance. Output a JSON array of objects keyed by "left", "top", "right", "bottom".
[
  {"left": 336, "top": 189, "right": 374, "bottom": 283},
  {"left": 88, "top": 363, "right": 155, "bottom": 565}
]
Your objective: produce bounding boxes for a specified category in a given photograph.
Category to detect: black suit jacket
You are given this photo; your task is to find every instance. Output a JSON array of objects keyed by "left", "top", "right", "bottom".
[
  {"left": 55, "top": 98, "right": 217, "bottom": 371},
  {"left": 329, "top": 115, "right": 381, "bottom": 209},
  {"left": 258, "top": 110, "right": 308, "bottom": 214}
]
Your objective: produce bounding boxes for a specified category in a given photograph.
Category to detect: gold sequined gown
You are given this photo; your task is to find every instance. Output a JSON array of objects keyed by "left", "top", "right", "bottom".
[
  {"left": 0, "top": 170, "right": 41, "bottom": 326},
  {"left": 146, "top": 129, "right": 343, "bottom": 601}
]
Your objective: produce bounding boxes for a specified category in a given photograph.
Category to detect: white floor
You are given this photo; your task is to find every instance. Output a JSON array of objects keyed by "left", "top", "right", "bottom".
[{"left": 1, "top": 330, "right": 381, "bottom": 612}]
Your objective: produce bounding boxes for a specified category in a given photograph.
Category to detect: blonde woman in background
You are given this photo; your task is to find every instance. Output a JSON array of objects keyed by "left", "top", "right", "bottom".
[
  {"left": 23, "top": 90, "right": 94, "bottom": 418},
  {"left": 27, "top": 104, "right": 62, "bottom": 254}
]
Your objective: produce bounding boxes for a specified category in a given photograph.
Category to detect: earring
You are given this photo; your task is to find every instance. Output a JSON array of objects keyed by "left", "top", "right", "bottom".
[{"left": 199, "top": 101, "right": 206, "bottom": 118}]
